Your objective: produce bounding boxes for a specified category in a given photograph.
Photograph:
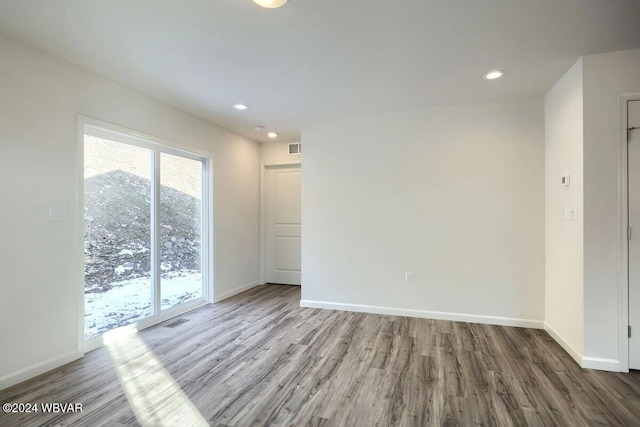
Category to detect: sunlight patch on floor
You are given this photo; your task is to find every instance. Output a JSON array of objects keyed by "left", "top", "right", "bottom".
[{"left": 105, "top": 328, "right": 208, "bottom": 426}]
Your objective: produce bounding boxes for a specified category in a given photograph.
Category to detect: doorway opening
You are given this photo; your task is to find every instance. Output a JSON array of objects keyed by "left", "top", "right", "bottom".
[
  {"left": 81, "top": 119, "right": 213, "bottom": 350},
  {"left": 261, "top": 164, "right": 301, "bottom": 285}
]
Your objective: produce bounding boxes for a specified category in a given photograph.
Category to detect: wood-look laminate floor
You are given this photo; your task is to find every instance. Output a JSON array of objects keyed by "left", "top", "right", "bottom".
[{"left": 1, "top": 285, "right": 640, "bottom": 427}]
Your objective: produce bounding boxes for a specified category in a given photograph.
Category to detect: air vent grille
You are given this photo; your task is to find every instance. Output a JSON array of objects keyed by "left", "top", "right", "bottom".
[
  {"left": 288, "top": 143, "right": 301, "bottom": 155},
  {"left": 164, "top": 318, "right": 190, "bottom": 328}
]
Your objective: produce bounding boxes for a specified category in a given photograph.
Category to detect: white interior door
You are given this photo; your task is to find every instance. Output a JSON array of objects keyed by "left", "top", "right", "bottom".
[
  {"left": 629, "top": 99, "right": 640, "bottom": 369},
  {"left": 265, "top": 166, "right": 301, "bottom": 285}
]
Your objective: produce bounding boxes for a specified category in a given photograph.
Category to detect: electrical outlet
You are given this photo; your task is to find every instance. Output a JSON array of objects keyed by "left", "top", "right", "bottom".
[{"left": 405, "top": 272, "right": 414, "bottom": 284}]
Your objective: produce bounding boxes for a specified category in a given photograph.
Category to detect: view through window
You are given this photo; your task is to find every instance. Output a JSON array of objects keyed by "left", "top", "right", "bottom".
[{"left": 83, "top": 129, "right": 207, "bottom": 339}]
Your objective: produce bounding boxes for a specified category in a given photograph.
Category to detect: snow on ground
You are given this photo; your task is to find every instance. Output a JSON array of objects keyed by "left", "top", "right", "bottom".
[{"left": 85, "top": 270, "right": 202, "bottom": 338}]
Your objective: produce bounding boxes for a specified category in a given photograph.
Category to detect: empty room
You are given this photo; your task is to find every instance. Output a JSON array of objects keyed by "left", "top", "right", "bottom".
[{"left": 1, "top": 0, "right": 640, "bottom": 426}]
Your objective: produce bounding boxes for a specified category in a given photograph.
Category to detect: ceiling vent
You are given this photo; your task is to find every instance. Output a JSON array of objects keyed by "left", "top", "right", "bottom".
[{"left": 288, "top": 143, "right": 301, "bottom": 155}]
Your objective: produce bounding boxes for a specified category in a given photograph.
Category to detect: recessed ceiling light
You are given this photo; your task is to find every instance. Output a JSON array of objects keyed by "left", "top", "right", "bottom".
[
  {"left": 267, "top": 131, "right": 278, "bottom": 139},
  {"left": 254, "top": 125, "right": 265, "bottom": 132},
  {"left": 233, "top": 103, "right": 249, "bottom": 110},
  {"left": 253, "top": 0, "right": 288, "bottom": 8},
  {"left": 484, "top": 70, "right": 505, "bottom": 80}
]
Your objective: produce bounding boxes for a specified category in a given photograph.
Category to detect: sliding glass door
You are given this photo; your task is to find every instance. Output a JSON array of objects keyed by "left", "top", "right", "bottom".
[
  {"left": 83, "top": 122, "right": 211, "bottom": 342},
  {"left": 84, "top": 136, "right": 154, "bottom": 337}
]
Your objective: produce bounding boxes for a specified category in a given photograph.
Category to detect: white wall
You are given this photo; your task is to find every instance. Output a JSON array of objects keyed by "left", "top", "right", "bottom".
[
  {"left": 582, "top": 48, "right": 640, "bottom": 366},
  {"left": 544, "top": 59, "right": 584, "bottom": 363},
  {"left": 0, "top": 34, "right": 260, "bottom": 389},
  {"left": 260, "top": 141, "right": 301, "bottom": 166},
  {"left": 301, "top": 98, "right": 545, "bottom": 325}
]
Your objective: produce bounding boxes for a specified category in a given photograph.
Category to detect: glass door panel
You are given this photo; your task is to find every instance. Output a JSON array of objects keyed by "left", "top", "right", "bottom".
[
  {"left": 84, "top": 136, "right": 153, "bottom": 338},
  {"left": 159, "top": 152, "right": 203, "bottom": 310}
]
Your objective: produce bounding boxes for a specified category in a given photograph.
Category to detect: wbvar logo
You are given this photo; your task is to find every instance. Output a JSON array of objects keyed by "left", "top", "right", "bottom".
[{"left": 41, "top": 403, "right": 83, "bottom": 413}]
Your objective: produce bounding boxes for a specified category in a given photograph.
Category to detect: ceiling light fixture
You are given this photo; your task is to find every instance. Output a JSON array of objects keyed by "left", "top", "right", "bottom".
[
  {"left": 253, "top": 0, "right": 288, "bottom": 8},
  {"left": 233, "top": 103, "right": 249, "bottom": 110},
  {"left": 484, "top": 70, "right": 505, "bottom": 80},
  {"left": 254, "top": 125, "right": 265, "bottom": 132},
  {"left": 267, "top": 131, "right": 279, "bottom": 139}
]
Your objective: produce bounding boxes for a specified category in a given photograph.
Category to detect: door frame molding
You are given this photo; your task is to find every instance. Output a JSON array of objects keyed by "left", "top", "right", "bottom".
[
  {"left": 619, "top": 92, "right": 640, "bottom": 372},
  {"left": 260, "top": 162, "right": 301, "bottom": 285}
]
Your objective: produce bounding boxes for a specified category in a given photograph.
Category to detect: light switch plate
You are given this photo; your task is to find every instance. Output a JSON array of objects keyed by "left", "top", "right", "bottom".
[
  {"left": 49, "top": 205, "right": 68, "bottom": 222},
  {"left": 567, "top": 205, "right": 577, "bottom": 221}
]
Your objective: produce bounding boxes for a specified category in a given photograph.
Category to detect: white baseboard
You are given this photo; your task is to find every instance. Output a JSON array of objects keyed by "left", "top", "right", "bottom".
[
  {"left": 215, "top": 281, "right": 260, "bottom": 302},
  {"left": 581, "top": 356, "right": 621, "bottom": 372},
  {"left": 300, "top": 300, "right": 544, "bottom": 329},
  {"left": 543, "top": 323, "right": 583, "bottom": 366},
  {"left": 543, "top": 324, "right": 623, "bottom": 372},
  {"left": 0, "top": 350, "right": 82, "bottom": 391}
]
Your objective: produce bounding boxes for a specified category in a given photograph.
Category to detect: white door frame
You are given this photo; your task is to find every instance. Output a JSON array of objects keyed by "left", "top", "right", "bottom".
[
  {"left": 619, "top": 92, "right": 640, "bottom": 372},
  {"left": 260, "top": 162, "right": 301, "bottom": 285}
]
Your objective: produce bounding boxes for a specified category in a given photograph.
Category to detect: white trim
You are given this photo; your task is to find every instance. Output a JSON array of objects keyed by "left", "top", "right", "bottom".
[
  {"left": 544, "top": 323, "right": 583, "bottom": 367},
  {"left": 203, "top": 156, "right": 215, "bottom": 304},
  {"left": 581, "top": 356, "right": 621, "bottom": 372},
  {"left": 215, "top": 281, "right": 260, "bottom": 302},
  {"left": 259, "top": 162, "right": 301, "bottom": 285},
  {"left": 75, "top": 118, "right": 86, "bottom": 359},
  {"left": 259, "top": 163, "right": 266, "bottom": 285},
  {"left": 300, "top": 300, "right": 544, "bottom": 329},
  {"left": 0, "top": 350, "right": 82, "bottom": 391},
  {"left": 152, "top": 150, "right": 161, "bottom": 315},
  {"left": 79, "top": 116, "right": 214, "bottom": 160},
  {"left": 619, "top": 92, "right": 640, "bottom": 373}
]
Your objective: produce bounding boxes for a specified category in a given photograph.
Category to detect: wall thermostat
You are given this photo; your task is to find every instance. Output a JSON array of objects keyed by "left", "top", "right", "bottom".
[{"left": 561, "top": 173, "right": 571, "bottom": 187}]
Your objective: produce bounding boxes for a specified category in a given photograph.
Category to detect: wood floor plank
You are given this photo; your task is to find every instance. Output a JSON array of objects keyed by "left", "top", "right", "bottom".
[{"left": 1, "top": 284, "right": 640, "bottom": 426}]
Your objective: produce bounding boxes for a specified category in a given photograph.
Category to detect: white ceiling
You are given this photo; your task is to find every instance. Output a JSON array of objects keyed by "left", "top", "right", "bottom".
[{"left": 0, "top": 0, "right": 639, "bottom": 143}]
